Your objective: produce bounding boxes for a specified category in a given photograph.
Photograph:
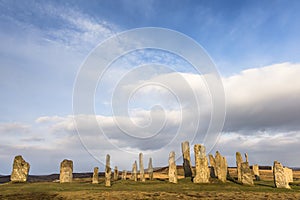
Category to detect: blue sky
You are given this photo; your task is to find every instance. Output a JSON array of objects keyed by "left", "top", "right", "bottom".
[{"left": 0, "top": 0, "right": 300, "bottom": 174}]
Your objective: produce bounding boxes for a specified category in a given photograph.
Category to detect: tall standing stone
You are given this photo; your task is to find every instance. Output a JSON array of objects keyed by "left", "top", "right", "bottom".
[
  {"left": 139, "top": 153, "right": 145, "bottom": 182},
  {"left": 252, "top": 164, "right": 260, "bottom": 181},
  {"left": 122, "top": 170, "right": 127, "bottom": 180},
  {"left": 105, "top": 154, "right": 111, "bottom": 187},
  {"left": 132, "top": 160, "right": 137, "bottom": 181},
  {"left": 209, "top": 154, "right": 216, "bottom": 178},
  {"left": 193, "top": 144, "right": 210, "bottom": 183},
  {"left": 245, "top": 153, "right": 249, "bottom": 163},
  {"left": 214, "top": 151, "right": 228, "bottom": 182},
  {"left": 10, "top": 155, "right": 30, "bottom": 183},
  {"left": 148, "top": 157, "right": 154, "bottom": 180},
  {"left": 236, "top": 152, "right": 243, "bottom": 182},
  {"left": 284, "top": 167, "right": 293, "bottom": 183},
  {"left": 241, "top": 162, "right": 254, "bottom": 185},
  {"left": 59, "top": 159, "right": 73, "bottom": 183},
  {"left": 168, "top": 151, "right": 178, "bottom": 183},
  {"left": 273, "top": 161, "right": 291, "bottom": 189},
  {"left": 114, "top": 166, "right": 119, "bottom": 181},
  {"left": 181, "top": 141, "right": 193, "bottom": 178},
  {"left": 92, "top": 167, "right": 99, "bottom": 184}
]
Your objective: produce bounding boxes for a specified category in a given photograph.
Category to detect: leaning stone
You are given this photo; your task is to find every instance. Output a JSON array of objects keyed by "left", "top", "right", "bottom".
[
  {"left": 168, "top": 151, "right": 178, "bottom": 183},
  {"left": 59, "top": 159, "right": 73, "bottom": 183},
  {"left": 92, "top": 167, "right": 99, "bottom": 184},
  {"left": 193, "top": 144, "right": 210, "bottom": 183},
  {"left": 252, "top": 164, "right": 260, "bottom": 181},
  {"left": 209, "top": 154, "right": 216, "bottom": 178},
  {"left": 148, "top": 157, "right": 154, "bottom": 180},
  {"left": 139, "top": 153, "right": 145, "bottom": 182},
  {"left": 241, "top": 162, "right": 254, "bottom": 185},
  {"left": 181, "top": 141, "right": 193, "bottom": 178},
  {"left": 114, "top": 166, "right": 118, "bottom": 181},
  {"left": 284, "top": 167, "right": 293, "bottom": 183},
  {"left": 10, "top": 155, "right": 30, "bottom": 183},
  {"left": 122, "top": 170, "right": 127, "bottom": 180},
  {"left": 236, "top": 152, "right": 243, "bottom": 182},
  {"left": 105, "top": 154, "right": 111, "bottom": 187}
]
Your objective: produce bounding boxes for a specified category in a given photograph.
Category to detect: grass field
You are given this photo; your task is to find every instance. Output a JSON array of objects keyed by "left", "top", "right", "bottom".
[{"left": 1, "top": 177, "right": 300, "bottom": 200}]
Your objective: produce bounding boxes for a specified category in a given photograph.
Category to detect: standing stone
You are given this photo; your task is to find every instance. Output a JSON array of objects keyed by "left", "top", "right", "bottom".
[
  {"left": 241, "top": 162, "right": 254, "bottom": 185},
  {"left": 284, "top": 167, "right": 293, "bottom": 183},
  {"left": 139, "top": 153, "right": 145, "bottom": 182},
  {"left": 214, "top": 151, "right": 228, "bottom": 182},
  {"left": 252, "top": 164, "right": 260, "bottom": 181},
  {"left": 132, "top": 160, "right": 137, "bottom": 181},
  {"left": 122, "top": 170, "right": 127, "bottom": 180},
  {"left": 10, "top": 155, "right": 30, "bottom": 183},
  {"left": 273, "top": 161, "right": 290, "bottom": 189},
  {"left": 114, "top": 166, "right": 118, "bottom": 181},
  {"left": 236, "top": 152, "right": 243, "bottom": 182},
  {"left": 245, "top": 153, "right": 249, "bottom": 163},
  {"left": 181, "top": 141, "right": 193, "bottom": 178},
  {"left": 59, "top": 159, "right": 73, "bottom": 183},
  {"left": 168, "top": 151, "right": 178, "bottom": 183},
  {"left": 193, "top": 144, "right": 210, "bottom": 183},
  {"left": 92, "top": 167, "right": 99, "bottom": 184},
  {"left": 209, "top": 154, "right": 216, "bottom": 178},
  {"left": 148, "top": 157, "right": 154, "bottom": 180},
  {"left": 105, "top": 154, "right": 111, "bottom": 187}
]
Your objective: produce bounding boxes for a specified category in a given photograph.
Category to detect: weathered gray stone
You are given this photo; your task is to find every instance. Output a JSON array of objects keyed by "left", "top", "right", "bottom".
[
  {"left": 209, "top": 154, "right": 216, "bottom": 178},
  {"left": 132, "top": 160, "right": 137, "bottom": 181},
  {"left": 284, "top": 167, "right": 293, "bottom": 183},
  {"left": 92, "top": 167, "right": 99, "bottom": 184},
  {"left": 193, "top": 144, "right": 210, "bottom": 183},
  {"left": 168, "top": 151, "right": 178, "bottom": 183},
  {"left": 122, "top": 170, "right": 127, "bottom": 180},
  {"left": 105, "top": 154, "right": 111, "bottom": 187},
  {"left": 252, "top": 164, "right": 260, "bottom": 181},
  {"left": 214, "top": 151, "right": 228, "bottom": 182},
  {"left": 241, "top": 162, "right": 254, "bottom": 185},
  {"left": 273, "top": 161, "right": 290, "bottom": 189},
  {"left": 139, "top": 153, "right": 145, "bottom": 182},
  {"left": 114, "top": 166, "right": 118, "bottom": 181},
  {"left": 236, "top": 152, "right": 243, "bottom": 182},
  {"left": 148, "top": 157, "right": 154, "bottom": 180},
  {"left": 181, "top": 141, "right": 193, "bottom": 178},
  {"left": 10, "top": 155, "right": 30, "bottom": 183},
  {"left": 59, "top": 159, "right": 73, "bottom": 183}
]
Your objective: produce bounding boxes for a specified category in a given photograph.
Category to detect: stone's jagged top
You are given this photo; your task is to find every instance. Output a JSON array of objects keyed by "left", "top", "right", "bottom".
[
  {"left": 193, "top": 144, "right": 210, "bottom": 183},
  {"left": 10, "top": 155, "right": 30, "bottom": 183},
  {"left": 59, "top": 159, "right": 73, "bottom": 183},
  {"left": 168, "top": 151, "right": 178, "bottom": 183}
]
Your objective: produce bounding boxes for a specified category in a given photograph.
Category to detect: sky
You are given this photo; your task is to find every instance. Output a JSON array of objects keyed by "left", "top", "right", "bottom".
[{"left": 0, "top": 0, "right": 300, "bottom": 174}]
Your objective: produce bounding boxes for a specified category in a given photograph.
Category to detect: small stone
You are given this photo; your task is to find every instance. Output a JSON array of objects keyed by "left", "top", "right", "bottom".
[
  {"left": 105, "top": 154, "right": 111, "bottom": 187},
  {"left": 181, "top": 141, "right": 193, "bottom": 178},
  {"left": 241, "top": 162, "right": 254, "bottom": 185},
  {"left": 148, "top": 157, "right": 154, "bottom": 180},
  {"left": 113, "top": 166, "right": 118, "bottom": 181},
  {"left": 168, "top": 151, "right": 178, "bottom": 183},
  {"left": 10, "top": 155, "right": 30, "bottom": 183},
  {"left": 193, "top": 144, "right": 210, "bottom": 183},
  {"left": 132, "top": 161, "right": 137, "bottom": 181},
  {"left": 139, "top": 153, "right": 145, "bottom": 182},
  {"left": 252, "top": 164, "right": 260, "bottom": 181},
  {"left": 273, "top": 161, "right": 291, "bottom": 189},
  {"left": 92, "top": 167, "right": 99, "bottom": 184},
  {"left": 209, "top": 154, "right": 216, "bottom": 178},
  {"left": 122, "top": 170, "right": 127, "bottom": 180},
  {"left": 59, "top": 159, "right": 73, "bottom": 183}
]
